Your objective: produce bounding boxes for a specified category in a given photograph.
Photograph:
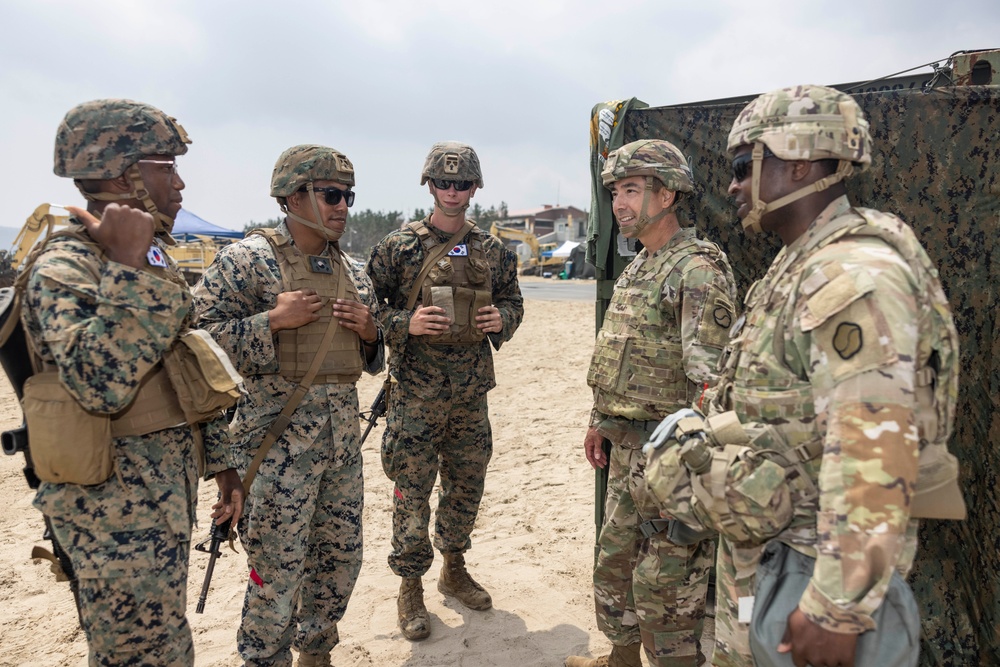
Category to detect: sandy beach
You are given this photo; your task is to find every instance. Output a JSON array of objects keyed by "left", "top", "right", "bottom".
[{"left": 0, "top": 285, "right": 669, "bottom": 666}]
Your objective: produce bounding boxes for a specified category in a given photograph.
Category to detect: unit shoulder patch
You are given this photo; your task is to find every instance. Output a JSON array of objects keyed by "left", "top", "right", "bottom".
[{"left": 832, "top": 322, "right": 863, "bottom": 359}]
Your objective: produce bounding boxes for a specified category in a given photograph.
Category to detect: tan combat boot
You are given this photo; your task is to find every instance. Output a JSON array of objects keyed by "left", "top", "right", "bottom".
[
  {"left": 296, "top": 652, "right": 332, "bottom": 667},
  {"left": 397, "top": 576, "right": 431, "bottom": 641},
  {"left": 437, "top": 552, "right": 492, "bottom": 611},
  {"left": 565, "top": 643, "right": 642, "bottom": 667}
]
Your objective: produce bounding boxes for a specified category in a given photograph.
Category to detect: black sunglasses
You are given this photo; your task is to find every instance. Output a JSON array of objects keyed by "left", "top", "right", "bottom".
[
  {"left": 731, "top": 147, "right": 776, "bottom": 182},
  {"left": 431, "top": 178, "right": 474, "bottom": 192},
  {"left": 304, "top": 185, "right": 355, "bottom": 207}
]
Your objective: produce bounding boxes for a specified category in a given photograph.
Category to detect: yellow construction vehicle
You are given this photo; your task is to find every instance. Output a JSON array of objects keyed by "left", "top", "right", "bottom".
[
  {"left": 4, "top": 204, "right": 228, "bottom": 285},
  {"left": 489, "top": 222, "right": 564, "bottom": 276}
]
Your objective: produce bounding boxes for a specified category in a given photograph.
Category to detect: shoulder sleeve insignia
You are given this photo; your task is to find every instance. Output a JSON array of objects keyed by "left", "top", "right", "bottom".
[
  {"left": 713, "top": 305, "right": 733, "bottom": 328},
  {"left": 832, "top": 321, "right": 863, "bottom": 359},
  {"left": 698, "top": 291, "right": 734, "bottom": 348}
]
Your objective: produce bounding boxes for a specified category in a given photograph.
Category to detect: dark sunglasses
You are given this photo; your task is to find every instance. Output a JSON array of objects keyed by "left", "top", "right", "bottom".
[
  {"left": 431, "top": 178, "right": 474, "bottom": 192},
  {"left": 303, "top": 185, "right": 355, "bottom": 207},
  {"left": 731, "top": 147, "right": 776, "bottom": 182}
]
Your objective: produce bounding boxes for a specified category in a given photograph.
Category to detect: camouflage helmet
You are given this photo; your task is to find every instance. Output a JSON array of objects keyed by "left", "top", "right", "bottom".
[
  {"left": 727, "top": 84, "right": 871, "bottom": 171},
  {"left": 601, "top": 139, "right": 694, "bottom": 193},
  {"left": 420, "top": 141, "right": 484, "bottom": 188},
  {"left": 54, "top": 99, "right": 190, "bottom": 179},
  {"left": 270, "top": 144, "right": 355, "bottom": 197}
]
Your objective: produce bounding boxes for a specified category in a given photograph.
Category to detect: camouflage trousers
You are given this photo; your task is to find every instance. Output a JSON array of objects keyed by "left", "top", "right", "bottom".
[
  {"left": 381, "top": 388, "right": 492, "bottom": 577},
  {"left": 47, "top": 517, "right": 194, "bottom": 667},
  {"left": 710, "top": 536, "right": 762, "bottom": 667},
  {"left": 594, "top": 442, "right": 714, "bottom": 667},
  {"left": 38, "top": 428, "right": 203, "bottom": 667},
  {"left": 237, "top": 423, "right": 364, "bottom": 667}
]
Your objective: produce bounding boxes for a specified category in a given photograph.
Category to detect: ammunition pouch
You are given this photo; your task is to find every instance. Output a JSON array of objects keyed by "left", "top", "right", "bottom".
[
  {"left": 162, "top": 329, "right": 243, "bottom": 424},
  {"left": 421, "top": 283, "right": 491, "bottom": 344},
  {"left": 22, "top": 371, "right": 113, "bottom": 486}
]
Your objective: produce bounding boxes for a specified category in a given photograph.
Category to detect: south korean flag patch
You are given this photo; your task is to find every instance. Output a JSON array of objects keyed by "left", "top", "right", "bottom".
[
  {"left": 447, "top": 244, "right": 469, "bottom": 257},
  {"left": 146, "top": 245, "right": 169, "bottom": 268}
]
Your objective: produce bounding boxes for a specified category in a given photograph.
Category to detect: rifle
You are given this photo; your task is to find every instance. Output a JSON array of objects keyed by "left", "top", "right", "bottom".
[
  {"left": 360, "top": 379, "right": 390, "bottom": 445},
  {"left": 194, "top": 516, "right": 233, "bottom": 613},
  {"left": 0, "top": 287, "right": 82, "bottom": 623}
]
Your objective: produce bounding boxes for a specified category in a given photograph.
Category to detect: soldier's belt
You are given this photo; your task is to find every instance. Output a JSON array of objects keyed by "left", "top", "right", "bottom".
[
  {"left": 638, "top": 517, "right": 714, "bottom": 545},
  {"left": 598, "top": 416, "right": 663, "bottom": 449}
]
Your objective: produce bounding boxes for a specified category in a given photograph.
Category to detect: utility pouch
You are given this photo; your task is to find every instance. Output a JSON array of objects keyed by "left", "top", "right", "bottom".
[
  {"left": 472, "top": 290, "right": 492, "bottom": 334},
  {"left": 750, "top": 541, "right": 919, "bottom": 667},
  {"left": 911, "top": 443, "right": 966, "bottom": 520},
  {"left": 162, "top": 330, "right": 243, "bottom": 424},
  {"left": 428, "top": 286, "right": 456, "bottom": 323},
  {"left": 22, "top": 371, "right": 113, "bottom": 485},
  {"left": 427, "top": 259, "right": 454, "bottom": 285},
  {"left": 465, "top": 257, "right": 490, "bottom": 285}
]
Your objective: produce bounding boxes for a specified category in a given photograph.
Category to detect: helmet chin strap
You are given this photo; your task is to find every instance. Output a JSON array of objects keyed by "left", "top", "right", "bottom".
[
  {"left": 432, "top": 191, "right": 468, "bottom": 218},
  {"left": 74, "top": 163, "right": 178, "bottom": 243},
  {"left": 629, "top": 176, "right": 670, "bottom": 235},
  {"left": 283, "top": 183, "right": 344, "bottom": 242},
  {"left": 741, "top": 143, "right": 854, "bottom": 235}
]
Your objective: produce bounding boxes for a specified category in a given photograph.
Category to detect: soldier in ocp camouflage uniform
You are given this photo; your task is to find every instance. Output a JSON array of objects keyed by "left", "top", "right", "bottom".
[
  {"left": 21, "top": 99, "right": 243, "bottom": 666},
  {"left": 566, "top": 140, "right": 736, "bottom": 667},
  {"left": 365, "top": 142, "right": 523, "bottom": 642},
  {"left": 193, "top": 145, "right": 384, "bottom": 667},
  {"left": 644, "top": 85, "right": 960, "bottom": 667}
]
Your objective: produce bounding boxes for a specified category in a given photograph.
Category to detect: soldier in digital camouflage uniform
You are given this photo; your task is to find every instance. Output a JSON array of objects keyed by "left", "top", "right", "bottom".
[
  {"left": 21, "top": 99, "right": 244, "bottom": 666},
  {"left": 365, "top": 141, "right": 523, "bottom": 641},
  {"left": 644, "top": 85, "right": 960, "bottom": 667},
  {"left": 566, "top": 141, "right": 736, "bottom": 667},
  {"left": 193, "top": 145, "right": 384, "bottom": 667}
]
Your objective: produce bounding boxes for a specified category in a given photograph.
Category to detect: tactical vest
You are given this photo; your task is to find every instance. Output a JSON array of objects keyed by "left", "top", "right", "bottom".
[
  {"left": 252, "top": 228, "right": 363, "bottom": 383},
  {"left": 588, "top": 233, "right": 728, "bottom": 420},
  {"left": 714, "top": 206, "right": 961, "bottom": 521},
  {"left": 22, "top": 227, "right": 189, "bottom": 437},
  {"left": 407, "top": 220, "right": 492, "bottom": 345}
]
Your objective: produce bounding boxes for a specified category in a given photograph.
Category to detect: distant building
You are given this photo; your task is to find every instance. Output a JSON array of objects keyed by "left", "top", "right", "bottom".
[{"left": 500, "top": 204, "right": 588, "bottom": 244}]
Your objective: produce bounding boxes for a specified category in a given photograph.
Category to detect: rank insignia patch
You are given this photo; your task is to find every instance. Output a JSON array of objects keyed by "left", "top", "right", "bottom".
[
  {"left": 308, "top": 255, "right": 333, "bottom": 274},
  {"left": 833, "top": 322, "right": 863, "bottom": 359}
]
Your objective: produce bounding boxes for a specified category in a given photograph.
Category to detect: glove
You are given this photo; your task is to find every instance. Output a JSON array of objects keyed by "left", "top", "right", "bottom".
[{"left": 643, "top": 408, "right": 700, "bottom": 456}]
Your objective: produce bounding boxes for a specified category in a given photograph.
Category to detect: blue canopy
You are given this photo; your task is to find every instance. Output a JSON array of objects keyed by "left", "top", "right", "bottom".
[{"left": 172, "top": 209, "right": 243, "bottom": 239}]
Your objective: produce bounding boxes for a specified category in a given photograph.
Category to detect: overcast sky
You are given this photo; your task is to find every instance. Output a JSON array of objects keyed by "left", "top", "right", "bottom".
[{"left": 2, "top": 0, "right": 997, "bottom": 232}]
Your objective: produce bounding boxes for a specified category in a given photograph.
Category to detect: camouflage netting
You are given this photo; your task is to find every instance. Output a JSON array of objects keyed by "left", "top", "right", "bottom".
[{"left": 609, "top": 85, "right": 998, "bottom": 666}]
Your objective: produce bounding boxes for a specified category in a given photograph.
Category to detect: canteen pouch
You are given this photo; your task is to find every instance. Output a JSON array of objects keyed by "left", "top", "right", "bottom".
[
  {"left": 162, "top": 329, "right": 243, "bottom": 424},
  {"left": 22, "top": 371, "right": 113, "bottom": 485},
  {"left": 749, "top": 541, "right": 919, "bottom": 667}
]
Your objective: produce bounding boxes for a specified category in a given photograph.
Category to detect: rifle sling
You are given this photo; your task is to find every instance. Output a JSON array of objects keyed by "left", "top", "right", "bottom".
[
  {"left": 404, "top": 221, "right": 474, "bottom": 311},
  {"left": 242, "top": 253, "right": 350, "bottom": 495}
]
